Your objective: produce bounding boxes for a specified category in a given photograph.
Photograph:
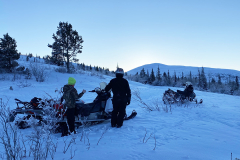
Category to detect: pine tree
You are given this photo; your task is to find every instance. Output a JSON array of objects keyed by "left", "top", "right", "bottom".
[
  {"left": 163, "top": 72, "right": 167, "bottom": 85},
  {"left": 105, "top": 68, "right": 109, "bottom": 75},
  {"left": 235, "top": 76, "right": 239, "bottom": 90},
  {"left": 167, "top": 70, "right": 171, "bottom": 85},
  {"left": 82, "top": 63, "right": 85, "bottom": 70},
  {"left": 140, "top": 68, "right": 146, "bottom": 78},
  {"left": 28, "top": 53, "right": 33, "bottom": 58},
  {"left": 198, "top": 69, "right": 201, "bottom": 87},
  {"left": 156, "top": 66, "right": 161, "bottom": 81},
  {"left": 174, "top": 71, "right": 177, "bottom": 86},
  {"left": 200, "top": 67, "right": 208, "bottom": 90},
  {"left": 211, "top": 78, "right": 216, "bottom": 84},
  {"left": 189, "top": 71, "right": 192, "bottom": 81},
  {"left": 146, "top": 70, "right": 150, "bottom": 78},
  {"left": 116, "top": 63, "right": 119, "bottom": 69},
  {"left": 48, "top": 22, "right": 84, "bottom": 72},
  {"left": 0, "top": 33, "right": 20, "bottom": 72},
  {"left": 217, "top": 74, "right": 222, "bottom": 85},
  {"left": 146, "top": 70, "right": 150, "bottom": 82},
  {"left": 150, "top": 68, "right": 155, "bottom": 82},
  {"left": 95, "top": 66, "right": 99, "bottom": 71}
]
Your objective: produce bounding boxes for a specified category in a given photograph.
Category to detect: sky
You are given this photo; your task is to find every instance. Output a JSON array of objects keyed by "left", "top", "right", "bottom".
[{"left": 1, "top": 0, "right": 240, "bottom": 72}]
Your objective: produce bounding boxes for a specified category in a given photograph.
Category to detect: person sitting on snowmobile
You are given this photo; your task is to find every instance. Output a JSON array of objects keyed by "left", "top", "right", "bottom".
[
  {"left": 61, "top": 77, "right": 86, "bottom": 135},
  {"left": 176, "top": 82, "right": 194, "bottom": 99},
  {"left": 105, "top": 68, "right": 131, "bottom": 128}
]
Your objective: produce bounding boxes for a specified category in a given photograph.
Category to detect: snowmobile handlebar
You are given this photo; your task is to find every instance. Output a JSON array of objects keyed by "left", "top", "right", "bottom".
[{"left": 88, "top": 87, "right": 105, "bottom": 93}]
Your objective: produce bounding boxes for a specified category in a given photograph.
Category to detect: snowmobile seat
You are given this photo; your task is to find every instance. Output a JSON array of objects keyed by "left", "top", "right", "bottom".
[
  {"left": 75, "top": 100, "right": 106, "bottom": 117},
  {"left": 75, "top": 103, "right": 94, "bottom": 117}
]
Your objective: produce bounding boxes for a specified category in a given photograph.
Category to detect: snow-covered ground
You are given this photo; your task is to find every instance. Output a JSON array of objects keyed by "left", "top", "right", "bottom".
[{"left": 0, "top": 59, "right": 240, "bottom": 160}]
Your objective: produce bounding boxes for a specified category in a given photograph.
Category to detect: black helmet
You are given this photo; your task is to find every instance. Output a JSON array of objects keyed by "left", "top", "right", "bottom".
[
  {"left": 115, "top": 68, "right": 124, "bottom": 75},
  {"left": 115, "top": 68, "right": 124, "bottom": 78}
]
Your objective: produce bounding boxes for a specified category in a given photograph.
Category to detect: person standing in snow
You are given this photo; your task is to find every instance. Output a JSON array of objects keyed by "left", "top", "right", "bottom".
[
  {"left": 105, "top": 68, "right": 131, "bottom": 128},
  {"left": 62, "top": 77, "right": 86, "bottom": 134}
]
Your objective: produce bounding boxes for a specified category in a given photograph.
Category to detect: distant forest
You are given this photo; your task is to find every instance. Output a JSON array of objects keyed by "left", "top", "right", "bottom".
[{"left": 43, "top": 53, "right": 240, "bottom": 96}]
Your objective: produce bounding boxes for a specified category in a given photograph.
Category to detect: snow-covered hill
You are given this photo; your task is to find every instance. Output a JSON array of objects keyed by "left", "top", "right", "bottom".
[
  {"left": 0, "top": 58, "right": 240, "bottom": 160},
  {"left": 127, "top": 63, "right": 240, "bottom": 78}
]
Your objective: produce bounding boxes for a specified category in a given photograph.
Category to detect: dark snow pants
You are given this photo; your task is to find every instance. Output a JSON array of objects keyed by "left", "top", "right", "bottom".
[
  {"left": 112, "top": 99, "right": 127, "bottom": 127},
  {"left": 66, "top": 108, "right": 75, "bottom": 133}
]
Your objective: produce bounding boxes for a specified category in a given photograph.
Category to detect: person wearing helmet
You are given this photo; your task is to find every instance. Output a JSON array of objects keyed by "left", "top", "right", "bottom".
[
  {"left": 105, "top": 68, "right": 131, "bottom": 128},
  {"left": 177, "top": 81, "right": 194, "bottom": 98},
  {"left": 61, "top": 77, "right": 86, "bottom": 136}
]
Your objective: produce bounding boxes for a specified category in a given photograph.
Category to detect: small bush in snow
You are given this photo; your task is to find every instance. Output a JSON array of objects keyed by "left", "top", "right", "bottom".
[
  {"left": 0, "top": 75, "right": 10, "bottom": 81},
  {"left": 29, "top": 62, "right": 47, "bottom": 82},
  {"left": 132, "top": 89, "right": 158, "bottom": 112},
  {"left": 24, "top": 68, "right": 32, "bottom": 79},
  {"left": 17, "top": 80, "right": 32, "bottom": 88},
  {"left": 0, "top": 99, "right": 27, "bottom": 159},
  {"left": 26, "top": 117, "right": 58, "bottom": 160},
  {"left": 55, "top": 67, "right": 68, "bottom": 73},
  {"left": 12, "top": 70, "right": 22, "bottom": 81}
]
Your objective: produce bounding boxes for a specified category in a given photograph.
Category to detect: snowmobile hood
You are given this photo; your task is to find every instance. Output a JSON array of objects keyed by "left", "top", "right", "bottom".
[{"left": 63, "top": 85, "right": 74, "bottom": 92}]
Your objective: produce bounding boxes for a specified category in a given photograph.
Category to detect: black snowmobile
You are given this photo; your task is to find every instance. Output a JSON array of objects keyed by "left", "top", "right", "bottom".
[
  {"left": 8, "top": 82, "right": 137, "bottom": 130},
  {"left": 162, "top": 82, "right": 203, "bottom": 104}
]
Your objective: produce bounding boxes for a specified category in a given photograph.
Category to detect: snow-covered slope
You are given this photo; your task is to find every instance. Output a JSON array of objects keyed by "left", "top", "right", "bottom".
[
  {"left": 127, "top": 63, "right": 240, "bottom": 78},
  {"left": 0, "top": 59, "right": 240, "bottom": 160}
]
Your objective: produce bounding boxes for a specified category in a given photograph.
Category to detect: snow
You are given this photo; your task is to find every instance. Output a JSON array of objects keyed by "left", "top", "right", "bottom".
[{"left": 0, "top": 57, "right": 240, "bottom": 160}]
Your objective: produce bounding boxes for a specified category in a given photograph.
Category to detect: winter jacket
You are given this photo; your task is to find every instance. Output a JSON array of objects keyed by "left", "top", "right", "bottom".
[
  {"left": 105, "top": 76, "right": 131, "bottom": 104},
  {"left": 62, "top": 85, "right": 84, "bottom": 109},
  {"left": 177, "top": 85, "right": 194, "bottom": 98}
]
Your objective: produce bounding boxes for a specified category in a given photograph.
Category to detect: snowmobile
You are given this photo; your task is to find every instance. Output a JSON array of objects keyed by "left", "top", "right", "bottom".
[
  {"left": 8, "top": 82, "right": 137, "bottom": 130},
  {"left": 162, "top": 82, "right": 203, "bottom": 104}
]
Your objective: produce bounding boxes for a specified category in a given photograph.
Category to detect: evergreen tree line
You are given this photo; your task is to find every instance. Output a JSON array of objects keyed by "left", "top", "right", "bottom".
[
  {"left": 76, "top": 63, "right": 114, "bottom": 75},
  {"left": 126, "top": 66, "right": 240, "bottom": 96}
]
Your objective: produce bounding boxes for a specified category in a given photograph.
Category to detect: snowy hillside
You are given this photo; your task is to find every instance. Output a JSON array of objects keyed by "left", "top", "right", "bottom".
[
  {"left": 127, "top": 63, "right": 240, "bottom": 79},
  {"left": 0, "top": 58, "right": 240, "bottom": 160}
]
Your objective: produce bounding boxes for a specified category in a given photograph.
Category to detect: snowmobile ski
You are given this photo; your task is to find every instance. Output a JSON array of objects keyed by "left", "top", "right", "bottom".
[{"left": 124, "top": 110, "right": 137, "bottom": 120}]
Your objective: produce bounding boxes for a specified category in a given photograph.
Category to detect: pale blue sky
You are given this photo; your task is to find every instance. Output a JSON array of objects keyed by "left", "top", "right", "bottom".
[{"left": 1, "top": 0, "right": 239, "bottom": 72}]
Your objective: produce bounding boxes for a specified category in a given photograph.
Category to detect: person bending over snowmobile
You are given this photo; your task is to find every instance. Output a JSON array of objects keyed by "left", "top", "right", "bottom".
[
  {"left": 176, "top": 82, "right": 194, "bottom": 100},
  {"left": 105, "top": 68, "right": 131, "bottom": 128},
  {"left": 61, "top": 77, "right": 86, "bottom": 135}
]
